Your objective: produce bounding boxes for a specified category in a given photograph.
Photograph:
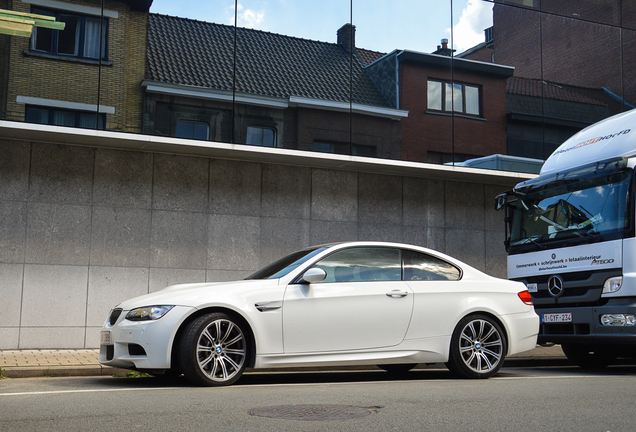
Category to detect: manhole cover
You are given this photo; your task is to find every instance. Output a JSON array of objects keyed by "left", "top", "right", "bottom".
[{"left": 249, "top": 404, "right": 379, "bottom": 421}]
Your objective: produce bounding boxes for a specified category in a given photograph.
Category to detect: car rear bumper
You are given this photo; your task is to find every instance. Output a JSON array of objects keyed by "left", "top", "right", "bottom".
[{"left": 504, "top": 310, "right": 540, "bottom": 356}]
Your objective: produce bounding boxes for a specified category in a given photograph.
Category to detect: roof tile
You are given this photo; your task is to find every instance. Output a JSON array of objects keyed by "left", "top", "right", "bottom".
[{"left": 148, "top": 14, "right": 390, "bottom": 107}]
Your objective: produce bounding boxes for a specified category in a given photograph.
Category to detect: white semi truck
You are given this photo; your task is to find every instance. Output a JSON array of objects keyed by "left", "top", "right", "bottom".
[{"left": 496, "top": 109, "right": 636, "bottom": 368}]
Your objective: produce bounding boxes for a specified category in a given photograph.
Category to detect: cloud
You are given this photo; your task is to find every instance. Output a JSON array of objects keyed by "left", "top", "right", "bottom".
[
  {"left": 447, "top": 0, "right": 493, "bottom": 52},
  {"left": 227, "top": 3, "right": 265, "bottom": 28}
]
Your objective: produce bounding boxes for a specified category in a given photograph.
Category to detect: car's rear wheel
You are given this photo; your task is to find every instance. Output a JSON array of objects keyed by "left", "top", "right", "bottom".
[
  {"left": 561, "top": 343, "right": 616, "bottom": 369},
  {"left": 446, "top": 314, "right": 506, "bottom": 379},
  {"left": 179, "top": 312, "right": 248, "bottom": 386}
]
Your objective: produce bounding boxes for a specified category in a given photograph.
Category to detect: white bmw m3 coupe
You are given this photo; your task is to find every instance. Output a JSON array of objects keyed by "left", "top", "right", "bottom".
[{"left": 100, "top": 242, "right": 539, "bottom": 386}]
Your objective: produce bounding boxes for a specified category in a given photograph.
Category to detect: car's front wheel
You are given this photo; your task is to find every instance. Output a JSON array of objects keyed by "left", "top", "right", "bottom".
[
  {"left": 179, "top": 312, "right": 248, "bottom": 386},
  {"left": 446, "top": 314, "right": 506, "bottom": 379}
]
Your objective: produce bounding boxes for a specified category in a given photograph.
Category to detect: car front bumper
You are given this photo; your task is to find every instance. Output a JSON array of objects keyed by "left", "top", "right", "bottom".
[{"left": 99, "top": 305, "right": 195, "bottom": 370}]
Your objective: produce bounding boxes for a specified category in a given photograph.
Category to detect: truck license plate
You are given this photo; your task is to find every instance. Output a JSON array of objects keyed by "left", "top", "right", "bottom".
[
  {"left": 100, "top": 331, "right": 111, "bottom": 345},
  {"left": 542, "top": 313, "right": 572, "bottom": 323}
]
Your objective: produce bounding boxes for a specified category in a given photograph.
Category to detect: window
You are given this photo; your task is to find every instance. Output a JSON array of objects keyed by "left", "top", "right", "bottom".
[
  {"left": 427, "top": 80, "right": 481, "bottom": 116},
  {"left": 26, "top": 106, "right": 105, "bottom": 129},
  {"left": 313, "top": 247, "right": 402, "bottom": 283},
  {"left": 313, "top": 141, "right": 377, "bottom": 157},
  {"left": 176, "top": 121, "right": 209, "bottom": 140},
  {"left": 30, "top": 8, "right": 107, "bottom": 60},
  {"left": 403, "top": 250, "right": 461, "bottom": 281},
  {"left": 246, "top": 126, "right": 276, "bottom": 147}
]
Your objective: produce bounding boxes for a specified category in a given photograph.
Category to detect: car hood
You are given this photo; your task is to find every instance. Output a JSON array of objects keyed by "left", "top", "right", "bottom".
[{"left": 117, "top": 279, "right": 281, "bottom": 310}]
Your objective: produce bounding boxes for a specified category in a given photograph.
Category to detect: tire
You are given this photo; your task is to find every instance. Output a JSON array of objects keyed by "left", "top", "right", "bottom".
[
  {"left": 561, "top": 343, "right": 616, "bottom": 369},
  {"left": 378, "top": 363, "right": 417, "bottom": 374},
  {"left": 446, "top": 314, "right": 506, "bottom": 379},
  {"left": 179, "top": 312, "right": 249, "bottom": 386}
]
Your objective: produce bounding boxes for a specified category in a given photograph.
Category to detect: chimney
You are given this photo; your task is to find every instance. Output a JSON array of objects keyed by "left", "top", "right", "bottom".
[
  {"left": 337, "top": 23, "right": 356, "bottom": 52},
  {"left": 432, "top": 38, "right": 456, "bottom": 56}
]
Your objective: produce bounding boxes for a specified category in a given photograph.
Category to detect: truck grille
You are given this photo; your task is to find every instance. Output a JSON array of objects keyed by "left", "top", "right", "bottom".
[{"left": 513, "top": 269, "right": 620, "bottom": 308}]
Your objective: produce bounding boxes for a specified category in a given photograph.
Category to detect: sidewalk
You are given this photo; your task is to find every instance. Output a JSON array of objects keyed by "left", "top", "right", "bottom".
[
  {"left": 0, "top": 345, "right": 568, "bottom": 379},
  {"left": 0, "top": 349, "right": 125, "bottom": 378}
]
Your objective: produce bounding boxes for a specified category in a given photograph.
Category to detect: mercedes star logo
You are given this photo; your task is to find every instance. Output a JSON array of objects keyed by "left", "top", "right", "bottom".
[{"left": 547, "top": 275, "right": 565, "bottom": 298}]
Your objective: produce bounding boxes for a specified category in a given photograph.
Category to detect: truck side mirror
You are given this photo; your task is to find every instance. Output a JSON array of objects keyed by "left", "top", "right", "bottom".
[{"left": 495, "top": 193, "right": 507, "bottom": 211}]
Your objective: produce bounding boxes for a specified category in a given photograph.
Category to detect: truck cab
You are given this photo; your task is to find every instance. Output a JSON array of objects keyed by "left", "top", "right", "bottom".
[{"left": 497, "top": 109, "right": 636, "bottom": 368}]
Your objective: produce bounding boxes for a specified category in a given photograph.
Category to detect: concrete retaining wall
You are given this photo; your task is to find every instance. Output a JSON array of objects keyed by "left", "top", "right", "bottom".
[{"left": 0, "top": 133, "right": 521, "bottom": 349}]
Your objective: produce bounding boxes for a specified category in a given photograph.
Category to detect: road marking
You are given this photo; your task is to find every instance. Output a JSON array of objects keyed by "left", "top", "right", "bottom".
[{"left": 0, "top": 387, "right": 180, "bottom": 397}]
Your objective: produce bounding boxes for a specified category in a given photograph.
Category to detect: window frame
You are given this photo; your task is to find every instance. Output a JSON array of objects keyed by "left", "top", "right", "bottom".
[
  {"left": 402, "top": 249, "right": 462, "bottom": 281},
  {"left": 246, "top": 126, "right": 277, "bottom": 147},
  {"left": 313, "top": 141, "right": 377, "bottom": 157},
  {"left": 427, "top": 79, "right": 482, "bottom": 117},
  {"left": 25, "top": 105, "right": 105, "bottom": 129},
  {"left": 176, "top": 120, "right": 210, "bottom": 140},
  {"left": 306, "top": 246, "right": 462, "bottom": 284},
  {"left": 29, "top": 7, "right": 108, "bottom": 61},
  {"left": 312, "top": 247, "right": 403, "bottom": 283}
]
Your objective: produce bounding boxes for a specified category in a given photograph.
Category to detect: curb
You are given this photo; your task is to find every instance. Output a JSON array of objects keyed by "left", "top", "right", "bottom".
[{"left": 1, "top": 365, "right": 129, "bottom": 379}]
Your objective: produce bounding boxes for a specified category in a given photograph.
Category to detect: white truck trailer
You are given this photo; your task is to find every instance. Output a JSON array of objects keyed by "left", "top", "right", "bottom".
[{"left": 496, "top": 109, "right": 636, "bottom": 367}]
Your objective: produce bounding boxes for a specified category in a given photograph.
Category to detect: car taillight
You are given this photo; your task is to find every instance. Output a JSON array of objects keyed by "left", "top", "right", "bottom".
[{"left": 518, "top": 290, "right": 534, "bottom": 306}]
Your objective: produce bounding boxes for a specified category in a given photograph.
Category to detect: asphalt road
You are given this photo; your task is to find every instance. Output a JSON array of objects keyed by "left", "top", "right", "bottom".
[{"left": 1, "top": 364, "right": 635, "bottom": 432}]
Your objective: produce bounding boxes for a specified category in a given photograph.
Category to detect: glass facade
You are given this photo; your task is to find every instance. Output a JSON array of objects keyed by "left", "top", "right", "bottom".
[{"left": 0, "top": 0, "right": 633, "bottom": 173}]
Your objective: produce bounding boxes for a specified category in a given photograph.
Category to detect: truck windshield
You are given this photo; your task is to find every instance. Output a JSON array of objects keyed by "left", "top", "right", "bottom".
[{"left": 510, "top": 170, "right": 633, "bottom": 251}]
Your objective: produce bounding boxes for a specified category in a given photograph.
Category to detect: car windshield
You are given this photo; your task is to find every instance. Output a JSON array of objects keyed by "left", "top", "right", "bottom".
[
  {"left": 246, "top": 246, "right": 329, "bottom": 280},
  {"left": 510, "top": 170, "right": 632, "bottom": 251}
]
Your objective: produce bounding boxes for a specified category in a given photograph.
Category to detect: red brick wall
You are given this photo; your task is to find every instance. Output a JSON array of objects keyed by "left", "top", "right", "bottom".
[
  {"left": 491, "top": 3, "right": 634, "bottom": 103},
  {"left": 461, "top": 47, "right": 493, "bottom": 64},
  {"left": 399, "top": 63, "right": 508, "bottom": 162}
]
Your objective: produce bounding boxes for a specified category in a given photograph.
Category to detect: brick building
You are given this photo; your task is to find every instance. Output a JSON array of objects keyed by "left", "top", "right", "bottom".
[
  {"left": 459, "top": 1, "right": 636, "bottom": 161},
  {"left": 460, "top": 1, "right": 636, "bottom": 107},
  {"left": 365, "top": 48, "right": 513, "bottom": 163},
  {"left": 142, "top": 17, "right": 406, "bottom": 159},
  {"left": 0, "top": 0, "right": 151, "bottom": 132}
]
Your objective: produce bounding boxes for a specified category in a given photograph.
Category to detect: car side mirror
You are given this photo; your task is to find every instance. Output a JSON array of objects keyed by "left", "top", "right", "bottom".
[{"left": 301, "top": 268, "right": 327, "bottom": 284}]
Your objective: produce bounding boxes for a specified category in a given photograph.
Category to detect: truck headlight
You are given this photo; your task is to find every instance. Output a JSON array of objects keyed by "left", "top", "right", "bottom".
[
  {"left": 602, "top": 276, "right": 622, "bottom": 294},
  {"left": 126, "top": 305, "right": 174, "bottom": 321}
]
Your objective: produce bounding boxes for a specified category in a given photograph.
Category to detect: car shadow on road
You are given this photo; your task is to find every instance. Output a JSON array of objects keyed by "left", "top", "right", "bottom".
[
  {"left": 87, "top": 363, "right": 636, "bottom": 389},
  {"left": 91, "top": 366, "right": 463, "bottom": 388}
]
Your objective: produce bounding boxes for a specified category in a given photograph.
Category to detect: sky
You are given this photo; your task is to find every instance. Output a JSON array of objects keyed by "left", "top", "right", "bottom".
[{"left": 149, "top": 0, "right": 494, "bottom": 55}]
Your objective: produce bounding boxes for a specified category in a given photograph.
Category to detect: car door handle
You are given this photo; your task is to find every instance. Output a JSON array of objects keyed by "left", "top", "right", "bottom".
[
  {"left": 386, "top": 290, "right": 409, "bottom": 298},
  {"left": 255, "top": 301, "right": 282, "bottom": 312}
]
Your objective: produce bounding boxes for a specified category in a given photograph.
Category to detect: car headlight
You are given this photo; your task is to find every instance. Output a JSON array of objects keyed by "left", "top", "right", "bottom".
[{"left": 125, "top": 305, "right": 174, "bottom": 321}]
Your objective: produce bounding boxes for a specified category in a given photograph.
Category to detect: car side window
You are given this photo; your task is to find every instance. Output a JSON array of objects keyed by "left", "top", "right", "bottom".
[
  {"left": 402, "top": 249, "right": 460, "bottom": 281},
  {"left": 313, "top": 247, "right": 402, "bottom": 283}
]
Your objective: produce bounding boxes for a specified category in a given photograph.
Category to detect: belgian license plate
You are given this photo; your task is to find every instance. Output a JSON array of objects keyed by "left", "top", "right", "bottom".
[
  {"left": 100, "top": 331, "right": 111, "bottom": 345},
  {"left": 542, "top": 313, "right": 572, "bottom": 323}
]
